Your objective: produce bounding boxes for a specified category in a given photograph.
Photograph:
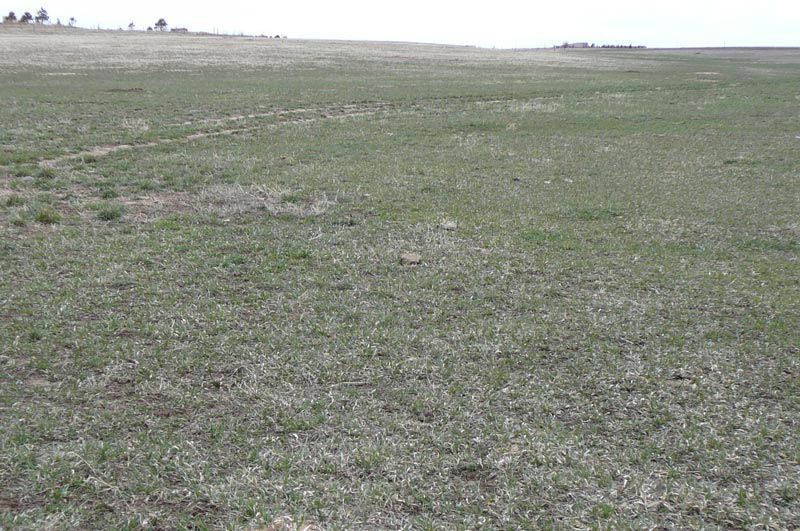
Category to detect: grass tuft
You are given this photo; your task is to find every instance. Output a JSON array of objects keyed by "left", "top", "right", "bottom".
[
  {"left": 35, "top": 166, "right": 57, "bottom": 179},
  {"left": 4, "top": 195, "right": 25, "bottom": 207},
  {"left": 95, "top": 202, "right": 124, "bottom": 221},
  {"left": 33, "top": 205, "right": 60, "bottom": 224}
]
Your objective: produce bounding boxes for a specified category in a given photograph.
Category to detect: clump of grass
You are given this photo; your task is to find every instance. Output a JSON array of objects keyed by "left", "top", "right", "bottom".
[
  {"left": 100, "top": 188, "right": 119, "bottom": 199},
  {"left": 280, "top": 189, "right": 307, "bottom": 204},
  {"left": 33, "top": 206, "right": 60, "bottom": 224},
  {"left": 285, "top": 247, "right": 311, "bottom": 260},
  {"left": 10, "top": 164, "right": 37, "bottom": 178},
  {"left": 573, "top": 206, "right": 623, "bottom": 221},
  {"left": 10, "top": 212, "right": 26, "bottom": 226},
  {"left": 96, "top": 202, "right": 124, "bottom": 221},
  {"left": 723, "top": 158, "right": 757, "bottom": 166},
  {"left": 153, "top": 216, "right": 184, "bottom": 230},
  {"left": 521, "top": 228, "right": 576, "bottom": 250},
  {"left": 135, "top": 179, "right": 157, "bottom": 192},
  {"left": 36, "top": 166, "right": 57, "bottom": 179},
  {"left": 592, "top": 503, "right": 616, "bottom": 519},
  {"left": 222, "top": 254, "right": 247, "bottom": 267},
  {"left": 4, "top": 195, "right": 25, "bottom": 207},
  {"left": 33, "top": 177, "right": 55, "bottom": 191},
  {"left": 521, "top": 228, "right": 565, "bottom": 244},
  {"left": 736, "top": 237, "right": 799, "bottom": 253}
]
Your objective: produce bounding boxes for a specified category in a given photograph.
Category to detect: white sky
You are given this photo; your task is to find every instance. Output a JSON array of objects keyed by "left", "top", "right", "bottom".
[{"left": 5, "top": 1, "right": 800, "bottom": 48}]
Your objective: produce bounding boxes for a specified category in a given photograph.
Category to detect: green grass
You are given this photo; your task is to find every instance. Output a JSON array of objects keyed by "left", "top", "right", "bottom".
[
  {"left": 3, "top": 195, "right": 25, "bottom": 207},
  {"left": 92, "top": 202, "right": 124, "bottom": 221},
  {"left": 1, "top": 27, "right": 798, "bottom": 529},
  {"left": 32, "top": 205, "right": 60, "bottom": 224}
]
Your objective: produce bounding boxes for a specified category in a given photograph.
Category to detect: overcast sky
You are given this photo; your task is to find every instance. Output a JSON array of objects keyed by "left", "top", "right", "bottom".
[{"left": 6, "top": 0, "right": 800, "bottom": 48}]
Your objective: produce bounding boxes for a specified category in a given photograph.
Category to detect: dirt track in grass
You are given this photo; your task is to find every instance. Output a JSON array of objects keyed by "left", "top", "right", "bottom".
[{"left": 38, "top": 102, "right": 395, "bottom": 167}]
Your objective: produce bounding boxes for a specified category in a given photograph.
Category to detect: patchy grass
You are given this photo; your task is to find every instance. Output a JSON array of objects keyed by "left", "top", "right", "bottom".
[{"left": 0, "top": 28, "right": 799, "bottom": 529}]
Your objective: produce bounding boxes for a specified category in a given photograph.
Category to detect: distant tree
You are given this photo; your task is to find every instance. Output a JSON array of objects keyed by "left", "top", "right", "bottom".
[
  {"left": 154, "top": 18, "right": 167, "bottom": 31},
  {"left": 128, "top": 22, "right": 135, "bottom": 30},
  {"left": 68, "top": 16, "right": 75, "bottom": 26},
  {"left": 147, "top": 26, "right": 153, "bottom": 32},
  {"left": 34, "top": 7, "right": 49, "bottom": 24},
  {"left": 20, "top": 11, "right": 33, "bottom": 23},
  {"left": 55, "top": 18, "right": 61, "bottom": 25},
  {"left": 3, "top": 11, "right": 17, "bottom": 23}
]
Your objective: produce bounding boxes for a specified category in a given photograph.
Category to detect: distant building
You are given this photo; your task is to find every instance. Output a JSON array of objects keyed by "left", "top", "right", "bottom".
[
  {"left": 555, "top": 42, "right": 592, "bottom": 49},
  {"left": 170, "top": 27, "right": 188, "bottom": 33}
]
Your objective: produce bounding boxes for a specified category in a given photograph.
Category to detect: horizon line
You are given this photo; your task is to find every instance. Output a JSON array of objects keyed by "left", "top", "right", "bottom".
[{"left": 2, "top": 22, "right": 798, "bottom": 50}]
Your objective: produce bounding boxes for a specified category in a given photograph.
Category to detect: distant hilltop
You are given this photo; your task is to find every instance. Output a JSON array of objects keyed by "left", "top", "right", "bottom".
[
  {"left": 556, "top": 42, "right": 646, "bottom": 49},
  {"left": 1, "top": 11, "right": 288, "bottom": 38}
]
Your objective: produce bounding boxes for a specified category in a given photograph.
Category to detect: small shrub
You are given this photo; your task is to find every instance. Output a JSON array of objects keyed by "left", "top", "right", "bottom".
[
  {"left": 100, "top": 188, "right": 118, "bottom": 199},
  {"left": 34, "top": 206, "right": 60, "bottom": 224}
]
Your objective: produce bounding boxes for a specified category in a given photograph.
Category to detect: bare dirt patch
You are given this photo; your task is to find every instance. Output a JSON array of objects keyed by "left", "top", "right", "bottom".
[
  {"left": 26, "top": 376, "right": 54, "bottom": 389},
  {"left": 260, "top": 515, "right": 323, "bottom": 531},
  {"left": 120, "top": 184, "right": 335, "bottom": 222}
]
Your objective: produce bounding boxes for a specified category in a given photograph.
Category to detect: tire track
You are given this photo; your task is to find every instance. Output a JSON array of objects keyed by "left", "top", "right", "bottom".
[{"left": 38, "top": 102, "right": 394, "bottom": 167}]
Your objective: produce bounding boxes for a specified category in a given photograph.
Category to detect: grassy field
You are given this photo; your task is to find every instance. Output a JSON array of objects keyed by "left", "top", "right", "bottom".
[{"left": 1, "top": 26, "right": 798, "bottom": 529}]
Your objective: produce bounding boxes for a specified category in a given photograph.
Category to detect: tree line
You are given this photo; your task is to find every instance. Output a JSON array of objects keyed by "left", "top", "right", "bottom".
[
  {"left": 1, "top": 7, "right": 290, "bottom": 36},
  {"left": 2, "top": 8, "right": 74, "bottom": 26},
  {"left": 2, "top": 8, "right": 172, "bottom": 33}
]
